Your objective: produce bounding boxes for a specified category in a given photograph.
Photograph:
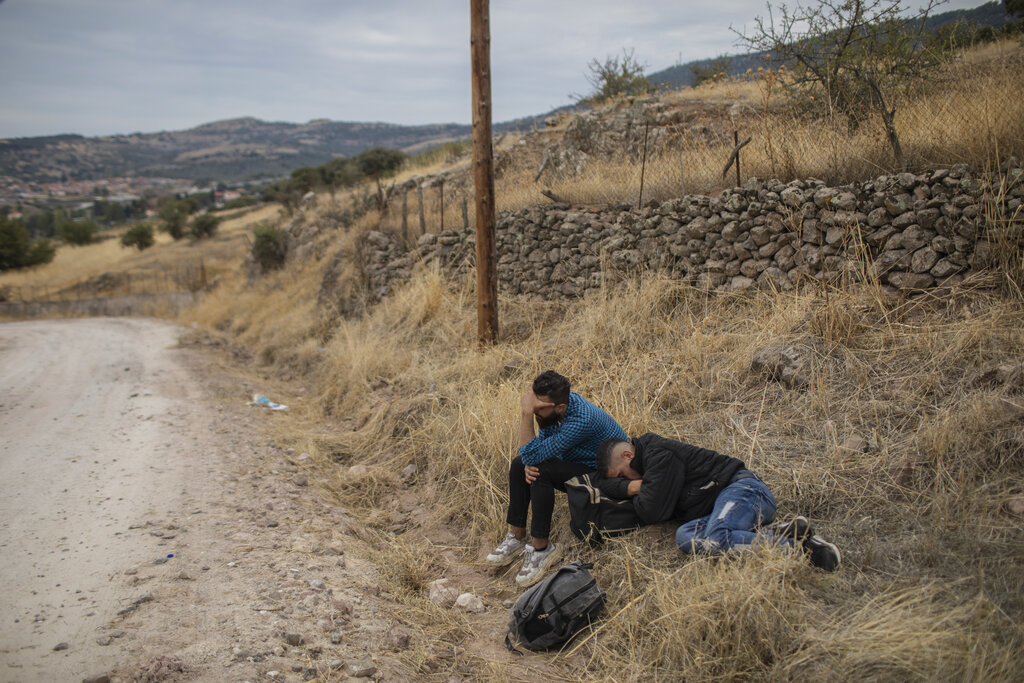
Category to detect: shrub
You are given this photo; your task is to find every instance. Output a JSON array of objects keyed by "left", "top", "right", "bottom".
[
  {"left": 222, "top": 196, "right": 258, "bottom": 210},
  {"left": 26, "top": 238, "right": 56, "bottom": 266},
  {"left": 121, "top": 223, "right": 155, "bottom": 250},
  {"left": 581, "top": 48, "right": 651, "bottom": 104},
  {"left": 58, "top": 218, "right": 98, "bottom": 245},
  {"left": 0, "top": 215, "right": 55, "bottom": 270},
  {"left": 251, "top": 223, "right": 288, "bottom": 271},
  {"left": 190, "top": 213, "right": 220, "bottom": 240}
]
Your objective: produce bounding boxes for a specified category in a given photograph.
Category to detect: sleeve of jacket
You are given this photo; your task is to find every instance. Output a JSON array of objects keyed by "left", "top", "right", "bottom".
[
  {"left": 632, "top": 445, "right": 686, "bottom": 524},
  {"left": 518, "top": 411, "right": 590, "bottom": 466},
  {"left": 595, "top": 476, "right": 631, "bottom": 500}
]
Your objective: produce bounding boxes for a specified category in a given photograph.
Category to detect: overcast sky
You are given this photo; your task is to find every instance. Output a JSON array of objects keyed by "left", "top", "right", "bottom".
[{"left": 0, "top": 0, "right": 989, "bottom": 138}]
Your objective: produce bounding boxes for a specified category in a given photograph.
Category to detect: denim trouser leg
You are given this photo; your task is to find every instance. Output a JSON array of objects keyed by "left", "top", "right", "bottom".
[{"left": 675, "top": 478, "right": 786, "bottom": 555}]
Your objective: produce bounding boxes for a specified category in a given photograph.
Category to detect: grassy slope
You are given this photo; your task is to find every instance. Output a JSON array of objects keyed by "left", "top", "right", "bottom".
[{"left": 5, "top": 39, "right": 1023, "bottom": 681}]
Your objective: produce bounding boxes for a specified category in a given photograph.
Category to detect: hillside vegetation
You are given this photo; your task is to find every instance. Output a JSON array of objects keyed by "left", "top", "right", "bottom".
[
  {"left": 178, "top": 39, "right": 1023, "bottom": 681},
  {"left": 4, "top": 36, "right": 1023, "bottom": 682}
]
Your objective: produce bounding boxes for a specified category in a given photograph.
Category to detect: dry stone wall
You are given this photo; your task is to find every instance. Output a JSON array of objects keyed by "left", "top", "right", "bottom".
[{"left": 358, "top": 162, "right": 1022, "bottom": 300}]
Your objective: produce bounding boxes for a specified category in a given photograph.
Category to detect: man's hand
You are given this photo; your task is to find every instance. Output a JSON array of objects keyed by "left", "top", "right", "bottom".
[
  {"left": 626, "top": 479, "right": 642, "bottom": 497},
  {"left": 521, "top": 389, "right": 554, "bottom": 416},
  {"left": 524, "top": 465, "right": 540, "bottom": 484}
]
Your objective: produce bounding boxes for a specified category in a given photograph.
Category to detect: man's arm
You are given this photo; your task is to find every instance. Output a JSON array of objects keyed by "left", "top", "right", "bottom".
[
  {"left": 518, "top": 390, "right": 551, "bottom": 447},
  {"left": 630, "top": 448, "right": 685, "bottom": 524},
  {"left": 518, "top": 407, "right": 592, "bottom": 466}
]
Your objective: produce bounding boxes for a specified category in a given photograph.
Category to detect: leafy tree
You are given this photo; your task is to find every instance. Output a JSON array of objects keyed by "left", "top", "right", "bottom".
[
  {"left": 0, "top": 215, "right": 31, "bottom": 270},
  {"left": 158, "top": 200, "right": 188, "bottom": 240},
  {"left": 736, "top": 0, "right": 948, "bottom": 170},
  {"left": 581, "top": 48, "right": 652, "bottom": 103},
  {"left": 59, "top": 218, "right": 98, "bottom": 245},
  {"left": 189, "top": 213, "right": 220, "bottom": 240},
  {"left": 321, "top": 158, "right": 358, "bottom": 203},
  {"left": 0, "top": 215, "right": 55, "bottom": 270},
  {"left": 356, "top": 147, "right": 406, "bottom": 211},
  {"left": 251, "top": 223, "right": 288, "bottom": 271},
  {"left": 121, "top": 223, "right": 155, "bottom": 250},
  {"left": 691, "top": 55, "right": 732, "bottom": 87},
  {"left": 290, "top": 167, "right": 319, "bottom": 195},
  {"left": 26, "top": 238, "right": 56, "bottom": 266},
  {"left": 1006, "top": 0, "right": 1024, "bottom": 19}
]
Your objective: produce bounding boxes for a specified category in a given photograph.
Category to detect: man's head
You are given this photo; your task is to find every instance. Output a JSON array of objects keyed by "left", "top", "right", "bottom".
[
  {"left": 531, "top": 370, "right": 570, "bottom": 428},
  {"left": 597, "top": 438, "right": 640, "bottom": 480}
]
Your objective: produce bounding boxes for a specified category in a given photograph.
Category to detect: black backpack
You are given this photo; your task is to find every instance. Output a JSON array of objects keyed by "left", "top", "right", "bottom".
[
  {"left": 505, "top": 561, "right": 605, "bottom": 653},
  {"left": 565, "top": 473, "right": 643, "bottom": 545}
]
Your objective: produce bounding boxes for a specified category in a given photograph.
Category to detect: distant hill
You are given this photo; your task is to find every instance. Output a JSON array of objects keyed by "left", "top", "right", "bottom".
[
  {"left": 0, "top": 112, "right": 557, "bottom": 184},
  {"left": 649, "top": 1, "right": 1015, "bottom": 89}
]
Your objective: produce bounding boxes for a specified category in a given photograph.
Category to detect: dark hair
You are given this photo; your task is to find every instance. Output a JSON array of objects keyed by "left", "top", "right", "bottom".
[
  {"left": 596, "top": 437, "right": 630, "bottom": 477},
  {"left": 532, "top": 370, "right": 571, "bottom": 406}
]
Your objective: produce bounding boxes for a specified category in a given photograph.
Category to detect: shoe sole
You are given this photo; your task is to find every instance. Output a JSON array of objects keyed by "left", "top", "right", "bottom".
[
  {"left": 515, "top": 544, "right": 562, "bottom": 587},
  {"left": 806, "top": 535, "right": 842, "bottom": 571},
  {"left": 485, "top": 548, "right": 525, "bottom": 567}
]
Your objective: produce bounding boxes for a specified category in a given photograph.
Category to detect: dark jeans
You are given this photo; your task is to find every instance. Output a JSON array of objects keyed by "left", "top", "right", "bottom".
[{"left": 506, "top": 455, "right": 594, "bottom": 540}]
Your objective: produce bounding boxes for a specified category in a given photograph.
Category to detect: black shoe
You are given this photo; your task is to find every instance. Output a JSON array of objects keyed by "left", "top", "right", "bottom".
[
  {"left": 804, "top": 532, "right": 842, "bottom": 571},
  {"left": 775, "top": 515, "right": 811, "bottom": 543}
]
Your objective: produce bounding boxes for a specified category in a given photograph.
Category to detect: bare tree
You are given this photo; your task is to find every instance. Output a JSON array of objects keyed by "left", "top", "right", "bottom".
[{"left": 736, "top": 0, "right": 948, "bottom": 170}]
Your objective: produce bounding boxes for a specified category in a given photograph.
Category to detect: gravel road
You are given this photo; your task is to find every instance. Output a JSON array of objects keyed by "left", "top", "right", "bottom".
[{"left": 0, "top": 318, "right": 379, "bottom": 683}]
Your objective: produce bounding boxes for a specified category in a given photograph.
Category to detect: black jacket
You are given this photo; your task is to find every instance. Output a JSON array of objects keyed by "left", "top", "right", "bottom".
[{"left": 598, "top": 432, "right": 747, "bottom": 524}]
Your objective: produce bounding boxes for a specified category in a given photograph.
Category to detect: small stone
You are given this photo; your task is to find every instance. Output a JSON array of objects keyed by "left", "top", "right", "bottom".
[
  {"left": 348, "top": 464, "right": 368, "bottom": 477},
  {"left": 346, "top": 658, "right": 377, "bottom": 678},
  {"left": 96, "top": 635, "right": 113, "bottom": 646},
  {"left": 82, "top": 676, "right": 111, "bottom": 683},
  {"left": 309, "top": 578, "right": 326, "bottom": 590},
  {"left": 232, "top": 647, "right": 251, "bottom": 660},
  {"left": 284, "top": 632, "right": 305, "bottom": 646},
  {"left": 153, "top": 557, "right": 168, "bottom": 565},
  {"left": 332, "top": 598, "right": 353, "bottom": 615},
  {"left": 839, "top": 435, "right": 870, "bottom": 454},
  {"left": 1007, "top": 497, "right": 1024, "bottom": 516},
  {"left": 455, "top": 593, "right": 485, "bottom": 613},
  {"left": 291, "top": 663, "right": 304, "bottom": 672},
  {"left": 428, "top": 579, "right": 459, "bottom": 608},
  {"left": 386, "top": 625, "right": 412, "bottom": 650},
  {"left": 502, "top": 599, "right": 514, "bottom": 609},
  {"left": 297, "top": 452, "right": 313, "bottom": 462},
  {"left": 317, "top": 618, "right": 333, "bottom": 632},
  {"left": 329, "top": 659, "right": 345, "bottom": 670},
  {"left": 400, "top": 463, "right": 417, "bottom": 485},
  {"left": 124, "top": 568, "right": 137, "bottom": 576},
  {"left": 53, "top": 642, "right": 69, "bottom": 651},
  {"left": 330, "top": 631, "right": 344, "bottom": 644},
  {"left": 266, "top": 519, "right": 279, "bottom": 527},
  {"left": 292, "top": 473, "right": 309, "bottom": 487}
]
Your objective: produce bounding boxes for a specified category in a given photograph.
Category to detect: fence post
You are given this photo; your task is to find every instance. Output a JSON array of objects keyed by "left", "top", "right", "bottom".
[
  {"left": 439, "top": 178, "right": 445, "bottom": 232},
  {"left": 462, "top": 193, "right": 469, "bottom": 230},
  {"left": 734, "top": 130, "right": 741, "bottom": 187},
  {"left": 402, "top": 189, "right": 409, "bottom": 243},
  {"left": 638, "top": 120, "right": 650, "bottom": 210},
  {"left": 418, "top": 184, "right": 426, "bottom": 235},
  {"left": 678, "top": 128, "right": 685, "bottom": 197}
]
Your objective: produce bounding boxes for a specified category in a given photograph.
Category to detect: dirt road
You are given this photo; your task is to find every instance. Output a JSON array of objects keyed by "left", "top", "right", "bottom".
[{"left": 0, "top": 318, "right": 396, "bottom": 683}]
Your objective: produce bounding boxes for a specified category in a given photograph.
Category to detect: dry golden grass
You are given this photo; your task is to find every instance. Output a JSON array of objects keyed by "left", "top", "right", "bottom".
[
  {"left": 497, "top": 39, "right": 1024, "bottom": 208},
  {"left": 187, "top": 254, "right": 1024, "bottom": 680},
  {"left": 0, "top": 204, "right": 275, "bottom": 302}
]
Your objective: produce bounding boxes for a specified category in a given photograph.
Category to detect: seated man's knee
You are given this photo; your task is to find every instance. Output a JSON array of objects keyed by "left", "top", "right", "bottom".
[{"left": 509, "top": 455, "right": 525, "bottom": 478}]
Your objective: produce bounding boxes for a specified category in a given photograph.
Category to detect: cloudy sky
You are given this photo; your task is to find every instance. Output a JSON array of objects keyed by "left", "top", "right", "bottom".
[{"left": 0, "top": 0, "right": 988, "bottom": 138}]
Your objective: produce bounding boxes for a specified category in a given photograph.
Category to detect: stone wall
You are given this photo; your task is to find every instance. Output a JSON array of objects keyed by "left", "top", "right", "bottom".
[{"left": 358, "top": 162, "right": 1022, "bottom": 300}]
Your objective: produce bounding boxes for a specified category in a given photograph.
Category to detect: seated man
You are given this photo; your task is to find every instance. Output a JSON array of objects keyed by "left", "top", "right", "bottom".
[
  {"left": 486, "top": 370, "right": 628, "bottom": 586},
  {"left": 596, "top": 434, "right": 841, "bottom": 570}
]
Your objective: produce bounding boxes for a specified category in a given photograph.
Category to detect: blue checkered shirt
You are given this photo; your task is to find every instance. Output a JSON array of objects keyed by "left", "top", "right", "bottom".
[{"left": 518, "top": 392, "right": 627, "bottom": 467}]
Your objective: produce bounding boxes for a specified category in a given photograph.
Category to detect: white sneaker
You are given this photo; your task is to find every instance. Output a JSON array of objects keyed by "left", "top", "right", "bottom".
[
  {"left": 486, "top": 532, "right": 526, "bottom": 565},
  {"left": 515, "top": 542, "right": 561, "bottom": 586}
]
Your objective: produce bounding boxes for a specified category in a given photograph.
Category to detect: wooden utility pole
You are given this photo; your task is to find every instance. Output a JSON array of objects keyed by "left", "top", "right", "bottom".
[{"left": 471, "top": 0, "right": 498, "bottom": 344}]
